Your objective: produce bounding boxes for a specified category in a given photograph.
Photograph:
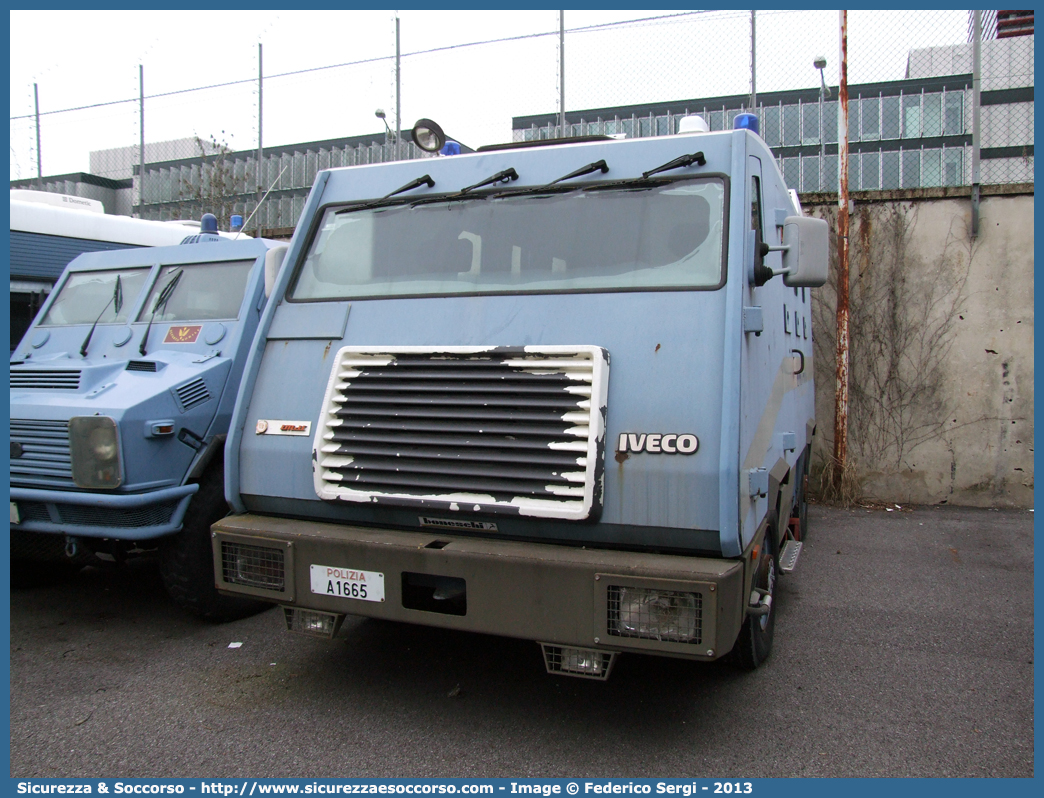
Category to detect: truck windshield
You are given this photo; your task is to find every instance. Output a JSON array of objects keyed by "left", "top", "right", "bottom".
[
  {"left": 290, "top": 178, "right": 726, "bottom": 300},
  {"left": 39, "top": 268, "right": 150, "bottom": 326},
  {"left": 135, "top": 260, "right": 254, "bottom": 322}
]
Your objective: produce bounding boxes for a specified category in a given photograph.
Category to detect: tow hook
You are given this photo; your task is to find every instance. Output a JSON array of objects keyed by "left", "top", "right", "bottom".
[
  {"left": 64, "top": 536, "right": 80, "bottom": 559},
  {"left": 748, "top": 588, "right": 772, "bottom": 617}
]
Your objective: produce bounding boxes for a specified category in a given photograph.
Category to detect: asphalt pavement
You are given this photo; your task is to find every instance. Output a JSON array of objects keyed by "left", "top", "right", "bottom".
[{"left": 8, "top": 504, "right": 1034, "bottom": 778}]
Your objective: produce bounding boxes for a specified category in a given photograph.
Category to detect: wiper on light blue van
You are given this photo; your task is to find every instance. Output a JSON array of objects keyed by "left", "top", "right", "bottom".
[
  {"left": 336, "top": 174, "right": 436, "bottom": 215},
  {"left": 138, "top": 269, "right": 183, "bottom": 356},
  {"left": 79, "top": 275, "right": 123, "bottom": 358},
  {"left": 409, "top": 168, "right": 519, "bottom": 208}
]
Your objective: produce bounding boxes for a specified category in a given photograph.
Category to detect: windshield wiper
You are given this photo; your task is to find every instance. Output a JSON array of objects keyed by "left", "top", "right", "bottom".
[
  {"left": 410, "top": 168, "right": 519, "bottom": 207},
  {"left": 138, "top": 269, "right": 183, "bottom": 356},
  {"left": 79, "top": 275, "right": 123, "bottom": 357},
  {"left": 488, "top": 160, "right": 610, "bottom": 200},
  {"left": 336, "top": 174, "right": 436, "bottom": 215},
  {"left": 546, "top": 159, "right": 608, "bottom": 186},
  {"left": 642, "top": 151, "right": 706, "bottom": 179}
]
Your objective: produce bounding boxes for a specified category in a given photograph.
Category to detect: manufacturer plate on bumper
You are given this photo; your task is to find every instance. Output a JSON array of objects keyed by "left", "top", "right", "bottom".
[{"left": 309, "top": 564, "right": 385, "bottom": 603}]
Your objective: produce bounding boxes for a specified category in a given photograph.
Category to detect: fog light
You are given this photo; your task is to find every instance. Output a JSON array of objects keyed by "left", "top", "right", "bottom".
[
  {"left": 283, "top": 607, "right": 344, "bottom": 639},
  {"left": 609, "top": 586, "right": 702, "bottom": 643},
  {"left": 541, "top": 644, "right": 616, "bottom": 680}
]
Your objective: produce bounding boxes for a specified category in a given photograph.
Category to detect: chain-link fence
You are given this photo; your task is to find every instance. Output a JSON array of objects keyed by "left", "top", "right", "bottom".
[{"left": 10, "top": 10, "right": 1034, "bottom": 233}]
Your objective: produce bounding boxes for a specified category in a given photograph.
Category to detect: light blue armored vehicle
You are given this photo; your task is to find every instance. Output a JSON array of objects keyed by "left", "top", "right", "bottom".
[
  {"left": 10, "top": 217, "right": 287, "bottom": 620},
  {"left": 212, "top": 115, "right": 828, "bottom": 674}
]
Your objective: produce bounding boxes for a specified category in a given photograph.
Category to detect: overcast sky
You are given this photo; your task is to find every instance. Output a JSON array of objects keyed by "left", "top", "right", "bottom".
[{"left": 10, "top": 9, "right": 965, "bottom": 181}]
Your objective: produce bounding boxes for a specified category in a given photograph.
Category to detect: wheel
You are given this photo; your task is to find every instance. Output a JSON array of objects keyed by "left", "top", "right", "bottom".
[
  {"left": 158, "top": 467, "right": 271, "bottom": 622},
  {"left": 729, "top": 530, "right": 777, "bottom": 670}
]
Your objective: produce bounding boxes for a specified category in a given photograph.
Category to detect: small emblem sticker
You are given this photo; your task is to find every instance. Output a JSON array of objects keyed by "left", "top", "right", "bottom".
[
  {"left": 419, "top": 517, "right": 499, "bottom": 532},
  {"left": 163, "top": 325, "right": 202, "bottom": 344},
  {"left": 255, "top": 420, "right": 312, "bottom": 436},
  {"left": 617, "top": 433, "right": 699, "bottom": 454}
]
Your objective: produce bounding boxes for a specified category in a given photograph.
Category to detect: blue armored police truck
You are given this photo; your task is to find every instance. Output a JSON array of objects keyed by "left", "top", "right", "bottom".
[
  {"left": 211, "top": 115, "right": 828, "bottom": 674},
  {"left": 10, "top": 217, "right": 288, "bottom": 620}
]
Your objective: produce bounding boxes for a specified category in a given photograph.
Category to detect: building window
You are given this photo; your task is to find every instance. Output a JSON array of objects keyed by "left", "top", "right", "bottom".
[
  {"left": 861, "top": 151, "right": 880, "bottom": 189},
  {"left": 655, "top": 115, "right": 670, "bottom": 136},
  {"left": 881, "top": 96, "right": 901, "bottom": 139},
  {"left": 861, "top": 96, "right": 880, "bottom": 141},
  {"left": 803, "top": 103, "right": 821, "bottom": 145},
  {"left": 902, "top": 95, "right": 921, "bottom": 138},
  {"left": 848, "top": 152, "right": 860, "bottom": 189},
  {"left": 802, "top": 155, "right": 821, "bottom": 191},
  {"left": 922, "top": 93, "right": 943, "bottom": 137},
  {"left": 847, "top": 99, "right": 861, "bottom": 142},
  {"left": 823, "top": 100, "right": 839, "bottom": 144},
  {"left": 882, "top": 151, "right": 900, "bottom": 189},
  {"left": 822, "top": 154, "right": 839, "bottom": 192},
  {"left": 782, "top": 104, "right": 801, "bottom": 146},
  {"left": 762, "top": 104, "right": 782, "bottom": 148},
  {"left": 709, "top": 109, "right": 724, "bottom": 131},
  {"left": 943, "top": 149, "right": 964, "bottom": 186},
  {"left": 782, "top": 157, "right": 800, "bottom": 190},
  {"left": 944, "top": 92, "right": 964, "bottom": 135},
  {"left": 922, "top": 149, "right": 943, "bottom": 187},
  {"left": 901, "top": 150, "right": 921, "bottom": 187}
]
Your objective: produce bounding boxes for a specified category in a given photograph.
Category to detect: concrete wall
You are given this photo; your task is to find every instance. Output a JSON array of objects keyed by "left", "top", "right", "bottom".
[{"left": 804, "top": 189, "right": 1033, "bottom": 508}]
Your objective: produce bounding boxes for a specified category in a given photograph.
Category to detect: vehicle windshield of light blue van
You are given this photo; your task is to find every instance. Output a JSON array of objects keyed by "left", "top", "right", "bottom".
[
  {"left": 39, "top": 268, "right": 150, "bottom": 326},
  {"left": 290, "top": 179, "right": 725, "bottom": 299},
  {"left": 136, "top": 260, "right": 255, "bottom": 322}
]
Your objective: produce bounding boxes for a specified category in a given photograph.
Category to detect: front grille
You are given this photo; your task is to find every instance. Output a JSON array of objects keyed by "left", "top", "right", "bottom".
[
  {"left": 314, "top": 346, "right": 610, "bottom": 520},
  {"left": 10, "top": 419, "right": 74, "bottom": 489},
  {"left": 607, "top": 585, "right": 703, "bottom": 645},
  {"left": 12, "top": 501, "right": 52, "bottom": 524},
  {"left": 54, "top": 500, "right": 181, "bottom": 529},
  {"left": 174, "top": 378, "right": 210, "bottom": 411},
  {"left": 10, "top": 368, "right": 81, "bottom": 390},
  {"left": 221, "top": 541, "right": 285, "bottom": 591},
  {"left": 126, "top": 360, "right": 158, "bottom": 372}
]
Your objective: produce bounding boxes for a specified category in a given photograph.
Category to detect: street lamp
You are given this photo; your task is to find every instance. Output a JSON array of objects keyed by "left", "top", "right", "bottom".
[
  {"left": 814, "top": 56, "right": 830, "bottom": 189},
  {"left": 375, "top": 108, "right": 393, "bottom": 150}
]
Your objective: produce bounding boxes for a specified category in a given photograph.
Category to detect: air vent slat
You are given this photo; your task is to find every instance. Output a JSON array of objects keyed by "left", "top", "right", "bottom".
[
  {"left": 329, "top": 417, "right": 586, "bottom": 438},
  {"left": 10, "top": 368, "right": 82, "bottom": 390},
  {"left": 322, "top": 441, "right": 583, "bottom": 468},
  {"left": 324, "top": 429, "right": 585, "bottom": 452},
  {"left": 314, "top": 347, "right": 609, "bottom": 519},
  {"left": 336, "top": 393, "right": 583, "bottom": 409},
  {"left": 323, "top": 455, "right": 581, "bottom": 484},
  {"left": 174, "top": 378, "right": 211, "bottom": 411},
  {"left": 126, "top": 360, "right": 158, "bottom": 372},
  {"left": 332, "top": 405, "right": 585, "bottom": 424}
]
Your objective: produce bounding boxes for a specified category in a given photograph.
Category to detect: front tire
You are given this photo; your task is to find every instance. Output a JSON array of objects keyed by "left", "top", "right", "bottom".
[
  {"left": 729, "top": 530, "right": 777, "bottom": 670},
  {"left": 158, "top": 467, "right": 271, "bottom": 622}
]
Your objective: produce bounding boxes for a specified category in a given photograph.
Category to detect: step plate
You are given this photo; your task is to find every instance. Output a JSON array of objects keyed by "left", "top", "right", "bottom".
[{"left": 779, "top": 540, "right": 803, "bottom": 574}]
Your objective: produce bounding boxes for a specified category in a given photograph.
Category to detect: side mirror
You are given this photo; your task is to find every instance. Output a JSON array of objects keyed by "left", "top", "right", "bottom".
[
  {"left": 780, "top": 215, "right": 828, "bottom": 288},
  {"left": 264, "top": 245, "right": 289, "bottom": 298}
]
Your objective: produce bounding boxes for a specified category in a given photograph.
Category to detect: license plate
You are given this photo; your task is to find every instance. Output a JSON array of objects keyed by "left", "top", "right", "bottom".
[
  {"left": 310, "top": 564, "right": 385, "bottom": 603},
  {"left": 10, "top": 502, "right": 20, "bottom": 524}
]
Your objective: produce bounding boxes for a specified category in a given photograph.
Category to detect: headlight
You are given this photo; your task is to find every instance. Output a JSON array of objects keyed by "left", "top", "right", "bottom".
[
  {"left": 611, "top": 586, "right": 701, "bottom": 643},
  {"left": 69, "top": 416, "right": 122, "bottom": 489}
]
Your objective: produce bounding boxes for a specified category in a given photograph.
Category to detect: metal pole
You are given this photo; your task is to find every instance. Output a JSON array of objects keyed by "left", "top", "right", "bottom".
[
  {"left": 749, "top": 11, "right": 757, "bottom": 110},
  {"left": 33, "top": 83, "right": 42, "bottom": 189},
  {"left": 258, "top": 42, "right": 264, "bottom": 236},
  {"left": 139, "top": 64, "right": 145, "bottom": 218},
  {"left": 559, "top": 11, "right": 566, "bottom": 136},
  {"left": 395, "top": 15, "right": 402, "bottom": 161},
  {"left": 833, "top": 10, "right": 850, "bottom": 491},
  {"left": 971, "top": 10, "right": 981, "bottom": 237},
  {"left": 819, "top": 80, "right": 825, "bottom": 187}
]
